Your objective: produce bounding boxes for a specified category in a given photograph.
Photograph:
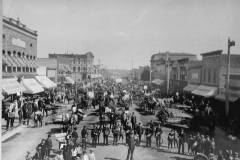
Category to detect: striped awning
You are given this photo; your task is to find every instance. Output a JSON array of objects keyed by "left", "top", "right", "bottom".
[
  {"left": 2, "top": 56, "right": 11, "bottom": 66},
  {"left": 16, "top": 57, "right": 27, "bottom": 67},
  {"left": 2, "top": 78, "right": 26, "bottom": 95},
  {"left": 22, "top": 78, "right": 44, "bottom": 94},
  {"left": 35, "top": 76, "right": 57, "bottom": 89},
  {"left": 4, "top": 55, "right": 17, "bottom": 67},
  {"left": 21, "top": 58, "right": 32, "bottom": 68}
]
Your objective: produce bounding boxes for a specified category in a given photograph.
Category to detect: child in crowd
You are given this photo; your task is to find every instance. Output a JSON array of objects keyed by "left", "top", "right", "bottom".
[
  {"left": 119, "top": 125, "right": 124, "bottom": 142},
  {"left": 187, "top": 134, "right": 194, "bottom": 155},
  {"left": 210, "top": 137, "right": 215, "bottom": 155}
]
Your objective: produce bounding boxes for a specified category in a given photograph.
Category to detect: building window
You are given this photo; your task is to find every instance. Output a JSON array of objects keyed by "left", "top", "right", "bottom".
[
  {"left": 173, "top": 69, "right": 177, "bottom": 79},
  {"left": 73, "top": 67, "right": 76, "bottom": 72},
  {"left": 208, "top": 68, "right": 211, "bottom": 82},
  {"left": 30, "top": 44, "right": 32, "bottom": 47},
  {"left": 213, "top": 68, "right": 217, "bottom": 83},
  {"left": 180, "top": 68, "right": 186, "bottom": 80},
  {"left": 203, "top": 69, "right": 206, "bottom": 82},
  {"left": 78, "top": 67, "right": 80, "bottom": 72},
  {"left": 3, "top": 34, "right": 5, "bottom": 39}
]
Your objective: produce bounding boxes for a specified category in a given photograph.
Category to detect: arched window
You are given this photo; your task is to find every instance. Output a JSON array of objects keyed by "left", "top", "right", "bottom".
[
  {"left": 22, "top": 53, "right": 25, "bottom": 57},
  {"left": 13, "top": 51, "right": 16, "bottom": 57},
  {"left": 3, "top": 34, "right": 5, "bottom": 39},
  {"left": 7, "top": 51, "right": 11, "bottom": 56},
  {"left": 2, "top": 50, "right": 5, "bottom": 55},
  {"left": 78, "top": 67, "right": 80, "bottom": 72},
  {"left": 26, "top": 55, "right": 29, "bottom": 59},
  {"left": 73, "top": 67, "right": 76, "bottom": 72},
  {"left": 30, "top": 55, "right": 32, "bottom": 60},
  {"left": 33, "top": 56, "right": 36, "bottom": 60},
  {"left": 18, "top": 52, "right": 21, "bottom": 57}
]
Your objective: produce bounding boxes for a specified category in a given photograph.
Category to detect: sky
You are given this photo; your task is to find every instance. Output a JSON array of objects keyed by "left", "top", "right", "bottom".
[{"left": 3, "top": 0, "right": 240, "bottom": 70}]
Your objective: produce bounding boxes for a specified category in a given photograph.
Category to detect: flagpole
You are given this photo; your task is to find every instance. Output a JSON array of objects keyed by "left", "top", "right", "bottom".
[{"left": 166, "top": 52, "right": 170, "bottom": 95}]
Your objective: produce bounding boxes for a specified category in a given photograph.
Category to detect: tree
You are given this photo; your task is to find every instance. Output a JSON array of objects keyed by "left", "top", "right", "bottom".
[{"left": 140, "top": 69, "right": 150, "bottom": 81}]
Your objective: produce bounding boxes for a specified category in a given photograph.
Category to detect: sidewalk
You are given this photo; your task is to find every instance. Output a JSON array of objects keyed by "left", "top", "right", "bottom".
[{"left": 1, "top": 114, "right": 21, "bottom": 135}]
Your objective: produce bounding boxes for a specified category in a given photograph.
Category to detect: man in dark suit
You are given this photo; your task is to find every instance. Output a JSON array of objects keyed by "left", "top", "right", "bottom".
[
  {"left": 81, "top": 125, "right": 88, "bottom": 149},
  {"left": 91, "top": 125, "right": 98, "bottom": 148},
  {"left": 145, "top": 124, "right": 152, "bottom": 147},
  {"left": 155, "top": 123, "right": 163, "bottom": 149},
  {"left": 131, "top": 112, "right": 137, "bottom": 130},
  {"left": 125, "top": 122, "right": 132, "bottom": 145},
  {"left": 178, "top": 128, "right": 186, "bottom": 154},
  {"left": 45, "top": 135, "right": 52, "bottom": 157},
  {"left": 103, "top": 124, "right": 110, "bottom": 145},
  {"left": 126, "top": 130, "right": 138, "bottom": 160},
  {"left": 136, "top": 123, "right": 143, "bottom": 146},
  {"left": 72, "top": 127, "right": 78, "bottom": 145},
  {"left": 37, "top": 139, "right": 46, "bottom": 160}
]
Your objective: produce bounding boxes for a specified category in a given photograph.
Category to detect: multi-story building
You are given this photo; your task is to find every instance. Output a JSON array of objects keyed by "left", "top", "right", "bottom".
[
  {"left": 2, "top": 17, "right": 43, "bottom": 96},
  {"left": 191, "top": 50, "right": 240, "bottom": 117},
  {"left": 37, "top": 56, "right": 72, "bottom": 84},
  {"left": 48, "top": 52, "right": 94, "bottom": 83},
  {"left": 2, "top": 16, "right": 38, "bottom": 79},
  {"left": 184, "top": 60, "right": 202, "bottom": 93},
  {"left": 150, "top": 52, "right": 197, "bottom": 81}
]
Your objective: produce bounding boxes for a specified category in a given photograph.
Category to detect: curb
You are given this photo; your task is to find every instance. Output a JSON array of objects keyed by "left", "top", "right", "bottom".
[{"left": 2, "top": 123, "right": 22, "bottom": 136}]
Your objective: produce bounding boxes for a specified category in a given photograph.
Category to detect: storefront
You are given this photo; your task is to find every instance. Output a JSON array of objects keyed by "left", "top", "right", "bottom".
[
  {"left": 35, "top": 76, "right": 57, "bottom": 89},
  {"left": 22, "top": 78, "right": 44, "bottom": 94},
  {"left": 2, "top": 78, "right": 26, "bottom": 95},
  {"left": 191, "top": 85, "right": 218, "bottom": 97},
  {"left": 65, "top": 76, "right": 75, "bottom": 85},
  {"left": 183, "top": 83, "right": 199, "bottom": 92}
]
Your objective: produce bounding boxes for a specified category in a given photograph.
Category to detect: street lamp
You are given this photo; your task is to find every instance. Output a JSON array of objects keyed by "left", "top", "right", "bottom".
[{"left": 225, "top": 38, "right": 235, "bottom": 117}]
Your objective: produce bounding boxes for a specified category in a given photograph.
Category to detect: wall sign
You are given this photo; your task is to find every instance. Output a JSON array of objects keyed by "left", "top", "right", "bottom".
[
  {"left": 202, "top": 55, "right": 219, "bottom": 67},
  {"left": 192, "top": 73, "right": 198, "bottom": 79},
  {"left": 47, "top": 70, "right": 56, "bottom": 77},
  {"left": 12, "top": 38, "right": 26, "bottom": 48}
]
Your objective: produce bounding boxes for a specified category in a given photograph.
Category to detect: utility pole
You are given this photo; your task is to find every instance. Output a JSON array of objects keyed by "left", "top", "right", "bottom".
[
  {"left": 132, "top": 60, "right": 133, "bottom": 80},
  {"left": 75, "top": 54, "right": 77, "bottom": 101},
  {"left": 166, "top": 52, "right": 170, "bottom": 95},
  {"left": 226, "top": 38, "right": 235, "bottom": 117}
]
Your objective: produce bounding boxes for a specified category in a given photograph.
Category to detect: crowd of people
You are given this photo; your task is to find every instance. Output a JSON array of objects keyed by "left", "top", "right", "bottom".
[{"left": 21, "top": 81, "right": 239, "bottom": 160}]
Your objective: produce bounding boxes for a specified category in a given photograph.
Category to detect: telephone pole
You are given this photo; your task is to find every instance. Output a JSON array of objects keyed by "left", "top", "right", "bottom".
[
  {"left": 166, "top": 52, "right": 170, "bottom": 95},
  {"left": 226, "top": 38, "right": 235, "bottom": 117}
]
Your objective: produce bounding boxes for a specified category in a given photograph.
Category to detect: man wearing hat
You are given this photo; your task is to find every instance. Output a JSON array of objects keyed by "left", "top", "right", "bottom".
[
  {"left": 103, "top": 124, "right": 110, "bottom": 146},
  {"left": 126, "top": 130, "right": 137, "bottom": 160},
  {"left": 37, "top": 139, "right": 46, "bottom": 160},
  {"left": 91, "top": 125, "right": 98, "bottom": 148},
  {"left": 72, "top": 127, "right": 79, "bottom": 145},
  {"left": 145, "top": 124, "right": 152, "bottom": 147},
  {"left": 155, "top": 123, "right": 163, "bottom": 149},
  {"left": 45, "top": 135, "right": 52, "bottom": 157},
  {"left": 81, "top": 126, "right": 88, "bottom": 150},
  {"left": 178, "top": 128, "right": 186, "bottom": 154}
]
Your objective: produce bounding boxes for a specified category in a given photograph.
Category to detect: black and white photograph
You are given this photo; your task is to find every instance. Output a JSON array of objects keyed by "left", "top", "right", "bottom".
[{"left": 1, "top": 0, "right": 240, "bottom": 160}]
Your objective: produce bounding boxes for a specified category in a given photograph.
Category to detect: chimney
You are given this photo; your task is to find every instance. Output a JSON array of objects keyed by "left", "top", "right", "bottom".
[
  {"left": 9, "top": 18, "right": 13, "bottom": 23},
  {"left": 34, "top": 31, "right": 38, "bottom": 35},
  {"left": 17, "top": 18, "right": 20, "bottom": 26},
  {"left": 22, "top": 25, "right": 26, "bottom": 29}
]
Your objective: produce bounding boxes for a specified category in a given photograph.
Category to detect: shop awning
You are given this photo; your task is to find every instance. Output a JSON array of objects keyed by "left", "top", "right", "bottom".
[
  {"left": 12, "top": 57, "right": 22, "bottom": 67},
  {"left": 22, "top": 78, "right": 44, "bottom": 94},
  {"left": 191, "top": 85, "right": 218, "bottom": 97},
  {"left": 65, "top": 76, "right": 75, "bottom": 84},
  {"left": 2, "top": 78, "right": 26, "bottom": 95},
  {"left": 20, "top": 58, "right": 31, "bottom": 67},
  {"left": 16, "top": 57, "right": 27, "bottom": 67},
  {"left": 215, "top": 89, "right": 240, "bottom": 102},
  {"left": 23, "top": 58, "right": 33, "bottom": 68},
  {"left": 29, "top": 59, "right": 38, "bottom": 68},
  {"left": 2, "top": 56, "right": 11, "bottom": 66},
  {"left": 183, "top": 84, "right": 199, "bottom": 92},
  {"left": 152, "top": 79, "right": 164, "bottom": 85},
  {"left": 32, "top": 60, "right": 39, "bottom": 68},
  {"left": 67, "top": 65, "right": 72, "bottom": 72},
  {"left": 35, "top": 76, "right": 57, "bottom": 89},
  {"left": 4, "top": 55, "right": 17, "bottom": 67}
]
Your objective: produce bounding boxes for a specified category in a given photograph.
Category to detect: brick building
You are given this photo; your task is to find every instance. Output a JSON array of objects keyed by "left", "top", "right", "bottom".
[
  {"left": 150, "top": 52, "right": 197, "bottom": 81},
  {"left": 2, "top": 16, "right": 39, "bottom": 79},
  {"left": 48, "top": 52, "right": 94, "bottom": 83},
  {"left": 37, "top": 56, "right": 72, "bottom": 84}
]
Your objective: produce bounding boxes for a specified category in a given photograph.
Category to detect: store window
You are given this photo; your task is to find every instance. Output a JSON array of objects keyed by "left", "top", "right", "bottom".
[
  {"left": 208, "top": 68, "right": 211, "bottom": 82},
  {"left": 203, "top": 69, "right": 206, "bottom": 82},
  {"left": 213, "top": 68, "right": 217, "bottom": 83}
]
